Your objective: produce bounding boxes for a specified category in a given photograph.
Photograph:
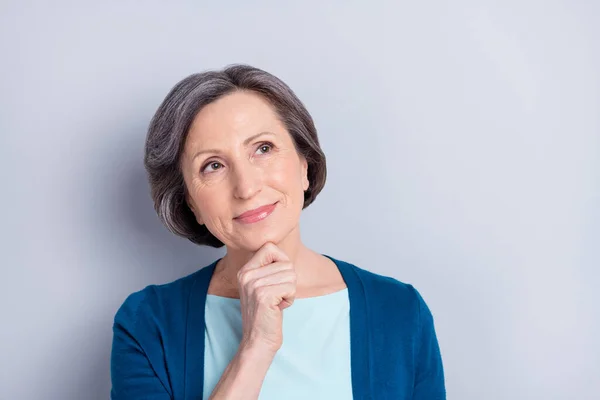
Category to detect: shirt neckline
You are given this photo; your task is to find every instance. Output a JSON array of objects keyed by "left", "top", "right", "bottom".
[{"left": 206, "top": 287, "right": 349, "bottom": 303}]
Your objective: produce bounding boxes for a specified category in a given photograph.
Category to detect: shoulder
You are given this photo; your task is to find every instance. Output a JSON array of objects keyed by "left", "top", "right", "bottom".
[
  {"left": 331, "top": 256, "right": 433, "bottom": 325},
  {"left": 333, "top": 256, "right": 423, "bottom": 304},
  {"left": 113, "top": 260, "right": 215, "bottom": 332}
]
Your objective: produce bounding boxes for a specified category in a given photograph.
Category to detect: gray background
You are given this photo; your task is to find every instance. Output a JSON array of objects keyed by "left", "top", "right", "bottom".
[{"left": 1, "top": 1, "right": 598, "bottom": 399}]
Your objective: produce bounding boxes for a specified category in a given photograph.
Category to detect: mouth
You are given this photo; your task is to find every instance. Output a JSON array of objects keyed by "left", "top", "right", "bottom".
[{"left": 234, "top": 202, "right": 278, "bottom": 224}]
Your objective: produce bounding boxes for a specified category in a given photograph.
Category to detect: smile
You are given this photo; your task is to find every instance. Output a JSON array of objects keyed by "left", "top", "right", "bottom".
[{"left": 234, "top": 202, "right": 278, "bottom": 224}]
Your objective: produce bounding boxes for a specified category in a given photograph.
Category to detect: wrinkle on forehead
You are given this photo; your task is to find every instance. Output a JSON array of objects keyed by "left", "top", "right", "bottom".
[{"left": 183, "top": 91, "right": 288, "bottom": 162}]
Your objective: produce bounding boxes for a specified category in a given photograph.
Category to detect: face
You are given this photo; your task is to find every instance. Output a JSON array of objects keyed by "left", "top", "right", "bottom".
[{"left": 181, "top": 90, "right": 310, "bottom": 251}]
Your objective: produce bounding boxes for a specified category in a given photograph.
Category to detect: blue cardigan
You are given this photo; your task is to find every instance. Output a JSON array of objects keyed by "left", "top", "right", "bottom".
[{"left": 111, "top": 255, "right": 446, "bottom": 399}]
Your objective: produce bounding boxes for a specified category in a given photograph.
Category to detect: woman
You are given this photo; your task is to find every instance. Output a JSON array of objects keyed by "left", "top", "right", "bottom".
[{"left": 110, "top": 64, "right": 446, "bottom": 399}]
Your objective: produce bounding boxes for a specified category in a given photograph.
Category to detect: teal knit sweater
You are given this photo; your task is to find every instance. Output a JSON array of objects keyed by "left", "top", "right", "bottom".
[{"left": 111, "top": 255, "right": 446, "bottom": 399}]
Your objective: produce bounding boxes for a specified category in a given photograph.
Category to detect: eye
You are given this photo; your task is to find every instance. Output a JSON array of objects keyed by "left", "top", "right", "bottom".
[
  {"left": 256, "top": 142, "right": 273, "bottom": 155},
  {"left": 201, "top": 161, "right": 223, "bottom": 174}
]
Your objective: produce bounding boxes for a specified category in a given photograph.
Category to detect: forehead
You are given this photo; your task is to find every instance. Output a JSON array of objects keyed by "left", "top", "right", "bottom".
[{"left": 186, "top": 90, "right": 283, "bottom": 146}]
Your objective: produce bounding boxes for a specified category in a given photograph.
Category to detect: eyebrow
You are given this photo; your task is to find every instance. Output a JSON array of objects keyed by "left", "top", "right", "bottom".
[{"left": 192, "top": 131, "right": 276, "bottom": 162}]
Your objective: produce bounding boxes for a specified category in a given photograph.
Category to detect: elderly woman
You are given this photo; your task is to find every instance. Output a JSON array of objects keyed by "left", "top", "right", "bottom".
[{"left": 110, "top": 64, "right": 446, "bottom": 399}]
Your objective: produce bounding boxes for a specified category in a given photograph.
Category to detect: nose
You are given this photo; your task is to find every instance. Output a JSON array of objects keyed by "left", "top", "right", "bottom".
[{"left": 232, "top": 162, "right": 262, "bottom": 200}]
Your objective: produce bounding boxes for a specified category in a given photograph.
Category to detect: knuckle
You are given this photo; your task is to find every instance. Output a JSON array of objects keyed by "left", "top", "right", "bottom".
[
  {"left": 264, "top": 242, "right": 277, "bottom": 253},
  {"left": 251, "top": 277, "right": 264, "bottom": 290},
  {"left": 237, "top": 270, "right": 248, "bottom": 285},
  {"left": 248, "top": 277, "right": 260, "bottom": 291},
  {"left": 255, "top": 287, "right": 268, "bottom": 302}
]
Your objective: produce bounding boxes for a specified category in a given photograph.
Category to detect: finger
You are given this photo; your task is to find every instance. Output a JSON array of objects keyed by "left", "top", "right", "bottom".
[
  {"left": 244, "top": 242, "right": 290, "bottom": 270},
  {"left": 257, "top": 283, "right": 296, "bottom": 309},
  {"left": 277, "top": 283, "right": 296, "bottom": 310},
  {"left": 238, "top": 261, "right": 292, "bottom": 286},
  {"left": 252, "top": 269, "right": 296, "bottom": 288}
]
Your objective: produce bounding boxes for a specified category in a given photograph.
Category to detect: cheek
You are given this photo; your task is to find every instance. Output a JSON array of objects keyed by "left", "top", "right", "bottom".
[
  {"left": 190, "top": 184, "right": 227, "bottom": 219},
  {"left": 267, "top": 157, "right": 305, "bottom": 195},
  {"left": 200, "top": 190, "right": 228, "bottom": 215}
]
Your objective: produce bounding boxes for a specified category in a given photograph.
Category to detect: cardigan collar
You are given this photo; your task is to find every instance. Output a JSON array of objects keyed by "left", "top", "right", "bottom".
[{"left": 184, "top": 255, "right": 372, "bottom": 399}]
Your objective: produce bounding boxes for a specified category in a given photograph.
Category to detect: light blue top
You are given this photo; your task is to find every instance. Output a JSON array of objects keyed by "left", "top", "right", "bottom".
[{"left": 203, "top": 288, "right": 353, "bottom": 399}]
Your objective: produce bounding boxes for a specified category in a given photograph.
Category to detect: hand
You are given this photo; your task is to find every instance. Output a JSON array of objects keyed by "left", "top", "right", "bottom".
[{"left": 236, "top": 242, "right": 297, "bottom": 353}]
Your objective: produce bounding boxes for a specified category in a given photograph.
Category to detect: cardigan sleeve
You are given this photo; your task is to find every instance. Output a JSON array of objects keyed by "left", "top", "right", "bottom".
[
  {"left": 110, "top": 289, "right": 172, "bottom": 400},
  {"left": 412, "top": 289, "right": 446, "bottom": 399}
]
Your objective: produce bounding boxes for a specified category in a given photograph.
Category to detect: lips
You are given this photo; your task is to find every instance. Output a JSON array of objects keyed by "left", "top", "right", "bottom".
[{"left": 234, "top": 202, "right": 278, "bottom": 224}]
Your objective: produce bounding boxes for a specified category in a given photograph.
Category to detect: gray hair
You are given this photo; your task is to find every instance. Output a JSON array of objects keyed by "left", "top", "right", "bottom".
[{"left": 144, "top": 64, "right": 327, "bottom": 247}]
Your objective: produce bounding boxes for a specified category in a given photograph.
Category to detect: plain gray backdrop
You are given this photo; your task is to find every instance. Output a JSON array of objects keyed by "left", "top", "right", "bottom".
[{"left": 1, "top": 1, "right": 598, "bottom": 399}]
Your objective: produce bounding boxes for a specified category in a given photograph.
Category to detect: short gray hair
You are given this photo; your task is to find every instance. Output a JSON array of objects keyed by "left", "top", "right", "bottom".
[{"left": 144, "top": 64, "right": 327, "bottom": 247}]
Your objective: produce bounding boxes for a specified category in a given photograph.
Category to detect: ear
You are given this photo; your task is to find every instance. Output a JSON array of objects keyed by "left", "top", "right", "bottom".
[
  {"left": 186, "top": 193, "right": 204, "bottom": 225},
  {"left": 301, "top": 156, "right": 309, "bottom": 191}
]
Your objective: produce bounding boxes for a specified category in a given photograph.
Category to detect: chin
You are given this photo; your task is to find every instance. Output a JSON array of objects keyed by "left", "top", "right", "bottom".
[
  {"left": 240, "top": 231, "right": 285, "bottom": 252},
  {"left": 234, "top": 221, "right": 296, "bottom": 252}
]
